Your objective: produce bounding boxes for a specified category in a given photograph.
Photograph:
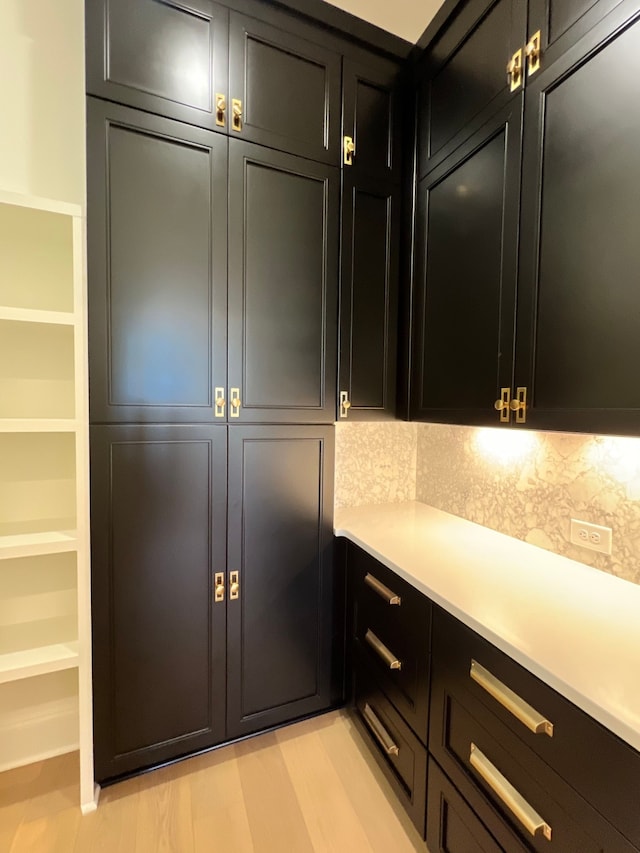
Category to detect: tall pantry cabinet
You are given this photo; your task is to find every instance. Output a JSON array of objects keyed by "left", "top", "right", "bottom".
[{"left": 86, "top": 0, "right": 403, "bottom": 782}]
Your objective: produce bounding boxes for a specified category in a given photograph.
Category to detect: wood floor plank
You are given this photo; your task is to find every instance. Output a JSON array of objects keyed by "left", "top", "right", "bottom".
[
  {"left": 73, "top": 775, "right": 140, "bottom": 853},
  {"left": 235, "top": 731, "right": 315, "bottom": 853},
  {"left": 134, "top": 766, "right": 195, "bottom": 853},
  {"left": 10, "top": 806, "right": 81, "bottom": 853}
]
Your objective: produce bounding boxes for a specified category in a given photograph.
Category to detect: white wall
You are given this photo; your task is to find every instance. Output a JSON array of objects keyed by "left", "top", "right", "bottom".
[
  {"left": 0, "top": 0, "right": 86, "bottom": 205},
  {"left": 322, "top": 0, "right": 444, "bottom": 43}
]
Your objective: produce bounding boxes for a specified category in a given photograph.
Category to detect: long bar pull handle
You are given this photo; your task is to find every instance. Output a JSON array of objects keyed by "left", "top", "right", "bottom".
[
  {"left": 364, "top": 573, "right": 401, "bottom": 606},
  {"left": 362, "top": 703, "right": 399, "bottom": 756},
  {"left": 365, "top": 629, "right": 402, "bottom": 670},
  {"left": 470, "top": 744, "right": 552, "bottom": 841},
  {"left": 470, "top": 660, "right": 554, "bottom": 737}
]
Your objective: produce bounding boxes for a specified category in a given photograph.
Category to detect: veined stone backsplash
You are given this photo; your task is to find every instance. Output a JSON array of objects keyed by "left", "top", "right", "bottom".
[{"left": 335, "top": 421, "right": 640, "bottom": 586}]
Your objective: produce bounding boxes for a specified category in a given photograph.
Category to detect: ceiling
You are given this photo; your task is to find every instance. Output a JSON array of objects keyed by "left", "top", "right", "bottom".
[{"left": 321, "top": 0, "right": 445, "bottom": 43}]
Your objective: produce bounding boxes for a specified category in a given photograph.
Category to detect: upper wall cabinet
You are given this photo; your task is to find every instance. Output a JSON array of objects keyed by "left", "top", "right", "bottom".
[
  {"left": 417, "top": 0, "right": 527, "bottom": 178},
  {"left": 228, "top": 12, "right": 341, "bottom": 164},
  {"left": 87, "top": 0, "right": 341, "bottom": 163},
  {"left": 527, "top": 0, "right": 625, "bottom": 67},
  {"left": 86, "top": 0, "right": 230, "bottom": 132}
]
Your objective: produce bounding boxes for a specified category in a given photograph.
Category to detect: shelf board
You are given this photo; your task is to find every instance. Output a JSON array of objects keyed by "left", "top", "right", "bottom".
[
  {"left": 0, "top": 419, "right": 77, "bottom": 433},
  {"left": 0, "top": 642, "right": 79, "bottom": 685},
  {"left": 0, "top": 530, "right": 78, "bottom": 561},
  {"left": 0, "top": 306, "right": 75, "bottom": 326},
  {"left": 0, "top": 189, "right": 82, "bottom": 218}
]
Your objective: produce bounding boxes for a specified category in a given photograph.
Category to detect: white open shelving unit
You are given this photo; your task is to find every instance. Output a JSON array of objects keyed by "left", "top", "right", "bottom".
[{"left": 0, "top": 189, "right": 96, "bottom": 811}]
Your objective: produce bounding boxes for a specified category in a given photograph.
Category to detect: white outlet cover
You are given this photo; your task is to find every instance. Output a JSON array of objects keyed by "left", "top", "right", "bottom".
[{"left": 570, "top": 519, "right": 613, "bottom": 555}]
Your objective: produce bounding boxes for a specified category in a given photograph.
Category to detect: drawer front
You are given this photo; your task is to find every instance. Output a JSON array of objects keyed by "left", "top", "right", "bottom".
[
  {"left": 426, "top": 759, "right": 521, "bottom": 853},
  {"left": 350, "top": 545, "right": 431, "bottom": 742},
  {"left": 432, "top": 607, "right": 640, "bottom": 849},
  {"left": 430, "top": 663, "right": 637, "bottom": 852},
  {"left": 352, "top": 648, "right": 427, "bottom": 837}
]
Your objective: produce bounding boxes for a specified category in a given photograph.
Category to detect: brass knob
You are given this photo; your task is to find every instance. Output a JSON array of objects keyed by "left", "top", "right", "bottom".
[
  {"left": 343, "top": 400, "right": 351, "bottom": 410},
  {"left": 345, "top": 140, "right": 355, "bottom": 156},
  {"left": 230, "top": 581, "right": 239, "bottom": 596},
  {"left": 215, "top": 581, "right": 225, "bottom": 597},
  {"left": 231, "top": 395, "right": 241, "bottom": 408},
  {"left": 510, "top": 398, "right": 524, "bottom": 412},
  {"left": 494, "top": 399, "right": 508, "bottom": 411},
  {"left": 215, "top": 396, "right": 225, "bottom": 408},
  {"left": 216, "top": 94, "right": 226, "bottom": 113}
]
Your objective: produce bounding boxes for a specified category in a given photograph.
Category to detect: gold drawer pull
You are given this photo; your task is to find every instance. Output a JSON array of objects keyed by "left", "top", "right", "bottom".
[
  {"left": 470, "top": 744, "right": 552, "bottom": 841},
  {"left": 362, "top": 703, "right": 399, "bottom": 756},
  {"left": 365, "top": 629, "right": 402, "bottom": 670},
  {"left": 470, "top": 660, "right": 554, "bottom": 737},
  {"left": 364, "top": 573, "right": 401, "bottom": 606}
]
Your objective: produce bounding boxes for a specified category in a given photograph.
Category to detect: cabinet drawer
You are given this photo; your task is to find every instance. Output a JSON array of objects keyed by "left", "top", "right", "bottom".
[
  {"left": 352, "top": 649, "right": 427, "bottom": 837},
  {"left": 426, "top": 759, "right": 523, "bottom": 853},
  {"left": 431, "top": 607, "right": 640, "bottom": 849},
  {"left": 350, "top": 545, "right": 431, "bottom": 741}
]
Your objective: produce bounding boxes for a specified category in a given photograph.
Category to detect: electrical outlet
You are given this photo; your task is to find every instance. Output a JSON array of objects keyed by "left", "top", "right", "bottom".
[{"left": 570, "top": 519, "right": 613, "bottom": 555}]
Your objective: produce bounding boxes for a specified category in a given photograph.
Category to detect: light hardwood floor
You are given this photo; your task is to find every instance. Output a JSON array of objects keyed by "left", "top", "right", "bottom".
[{"left": 1, "top": 710, "right": 427, "bottom": 852}]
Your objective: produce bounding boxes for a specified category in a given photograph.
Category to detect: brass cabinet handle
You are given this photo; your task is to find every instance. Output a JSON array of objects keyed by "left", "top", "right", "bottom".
[
  {"left": 230, "top": 387, "right": 241, "bottom": 418},
  {"left": 470, "top": 660, "right": 554, "bottom": 737},
  {"left": 230, "top": 570, "right": 240, "bottom": 600},
  {"left": 495, "top": 387, "right": 511, "bottom": 423},
  {"left": 232, "top": 99, "right": 243, "bottom": 132},
  {"left": 507, "top": 49, "right": 523, "bottom": 91},
  {"left": 343, "top": 135, "right": 355, "bottom": 166},
  {"left": 216, "top": 93, "right": 226, "bottom": 127},
  {"left": 364, "top": 573, "right": 401, "bottom": 606},
  {"left": 365, "top": 629, "right": 402, "bottom": 670},
  {"left": 362, "top": 703, "right": 399, "bottom": 756},
  {"left": 509, "top": 386, "right": 527, "bottom": 423},
  {"left": 525, "top": 31, "right": 542, "bottom": 76},
  {"left": 214, "top": 385, "right": 225, "bottom": 418},
  {"left": 339, "top": 390, "right": 351, "bottom": 418},
  {"left": 214, "top": 572, "right": 225, "bottom": 603},
  {"left": 470, "top": 744, "right": 552, "bottom": 841}
]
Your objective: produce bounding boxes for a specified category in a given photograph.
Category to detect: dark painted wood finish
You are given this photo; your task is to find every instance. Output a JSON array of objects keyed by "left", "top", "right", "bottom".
[
  {"left": 430, "top": 606, "right": 640, "bottom": 852},
  {"left": 91, "top": 425, "right": 228, "bottom": 783},
  {"left": 352, "top": 647, "right": 428, "bottom": 837},
  {"left": 417, "top": 0, "right": 527, "bottom": 178},
  {"left": 87, "top": 98, "right": 228, "bottom": 424},
  {"left": 228, "top": 140, "right": 338, "bottom": 423},
  {"left": 515, "top": 2, "right": 640, "bottom": 434},
  {"left": 350, "top": 544, "right": 431, "bottom": 742},
  {"left": 411, "top": 100, "right": 522, "bottom": 425},
  {"left": 226, "top": 425, "right": 335, "bottom": 738},
  {"left": 426, "top": 759, "right": 506, "bottom": 853},
  {"left": 86, "top": 0, "right": 230, "bottom": 133},
  {"left": 229, "top": 11, "right": 341, "bottom": 164},
  {"left": 339, "top": 172, "right": 400, "bottom": 421}
]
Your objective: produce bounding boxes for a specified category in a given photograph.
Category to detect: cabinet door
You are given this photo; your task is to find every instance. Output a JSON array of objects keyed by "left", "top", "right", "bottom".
[
  {"left": 226, "top": 425, "right": 335, "bottom": 739},
  {"left": 228, "top": 141, "right": 338, "bottom": 424},
  {"left": 515, "top": 3, "right": 640, "bottom": 434},
  {"left": 417, "top": 0, "right": 527, "bottom": 178},
  {"left": 342, "top": 56, "right": 402, "bottom": 182},
  {"left": 228, "top": 11, "right": 341, "bottom": 164},
  {"left": 91, "top": 425, "right": 227, "bottom": 783},
  {"left": 86, "top": 0, "right": 229, "bottom": 131},
  {"left": 339, "top": 172, "right": 400, "bottom": 421},
  {"left": 411, "top": 100, "right": 522, "bottom": 425},
  {"left": 87, "top": 99, "right": 228, "bottom": 423}
]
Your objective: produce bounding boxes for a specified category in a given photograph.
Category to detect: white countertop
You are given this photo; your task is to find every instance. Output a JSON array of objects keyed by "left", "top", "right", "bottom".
[{"left": 335, "top": 501, "right": 640, "bottom": 753}]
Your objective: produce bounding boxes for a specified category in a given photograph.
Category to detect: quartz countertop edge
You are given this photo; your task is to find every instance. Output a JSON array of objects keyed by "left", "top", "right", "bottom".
[{"left": 334, "top": 501, "right": 640, "bottom": 754}]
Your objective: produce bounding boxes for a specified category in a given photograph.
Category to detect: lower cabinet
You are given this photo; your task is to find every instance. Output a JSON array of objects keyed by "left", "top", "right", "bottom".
[
  {"left": 91, "top": 424, "right": 335, "bottom": 783},
  {"left": 344, "top": 540, "right": 640, "bottom": 852}
]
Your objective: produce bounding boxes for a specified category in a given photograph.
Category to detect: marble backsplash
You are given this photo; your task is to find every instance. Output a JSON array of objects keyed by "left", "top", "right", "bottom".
[{"left": 335, "top": 421, "right": 640, "bottom": 585}]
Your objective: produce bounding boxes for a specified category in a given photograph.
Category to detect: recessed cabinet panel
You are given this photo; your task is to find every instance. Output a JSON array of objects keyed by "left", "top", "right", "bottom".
[
  {"left": 340, "top": 178, "right": 399, "bottom": 418},
  {"left": 91, "top": 425, "right": 227, "bottom": 782},
  {"left": 228, "top": 141, "right": 338, "bottom": 423},
  {"left": 516, "top": 8, "right": 640, "bottom": 432},
  {"left": 419, "top": 0, "right": 526, "bottom": 176},
  {"left": 229, "top": 12, "right": 341, "bottom": 163},
  {"left": 528, "top": 0, "right": 625, "bottom": 69},
  {"left": 226, "top": 426, "right": 334, "bottom": 739},
  {"left": 412, "top": 102, "right": 522, "bottom": 424},
  {"left": 87, "top": 0, "right": 229, "bottom": 131},
  {"left": 88, "top": 99, "right": 228, "bottom": 423}
]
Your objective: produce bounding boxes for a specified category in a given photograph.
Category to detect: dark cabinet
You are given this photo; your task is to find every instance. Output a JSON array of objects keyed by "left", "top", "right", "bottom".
[
  {"left": 92, "top": 424, "right": 334, "bottom": 783},
  {"left": 411, "top": 101, "right": 522, "bottom": 424},
  {"left": 91, "top": 425, "right": 228, "bottom": 781},
  {"left": 515, "top": 1, "right": 640, "bottom": 434},
  {"left": 412, "top": 0, "right": 640, "bottom": 434},
  {"left": 228, "top": 142, "right": 338, "bottom": 424},
  {"left": 338, "top": 57, "right": 402, "bottom": 420}
]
